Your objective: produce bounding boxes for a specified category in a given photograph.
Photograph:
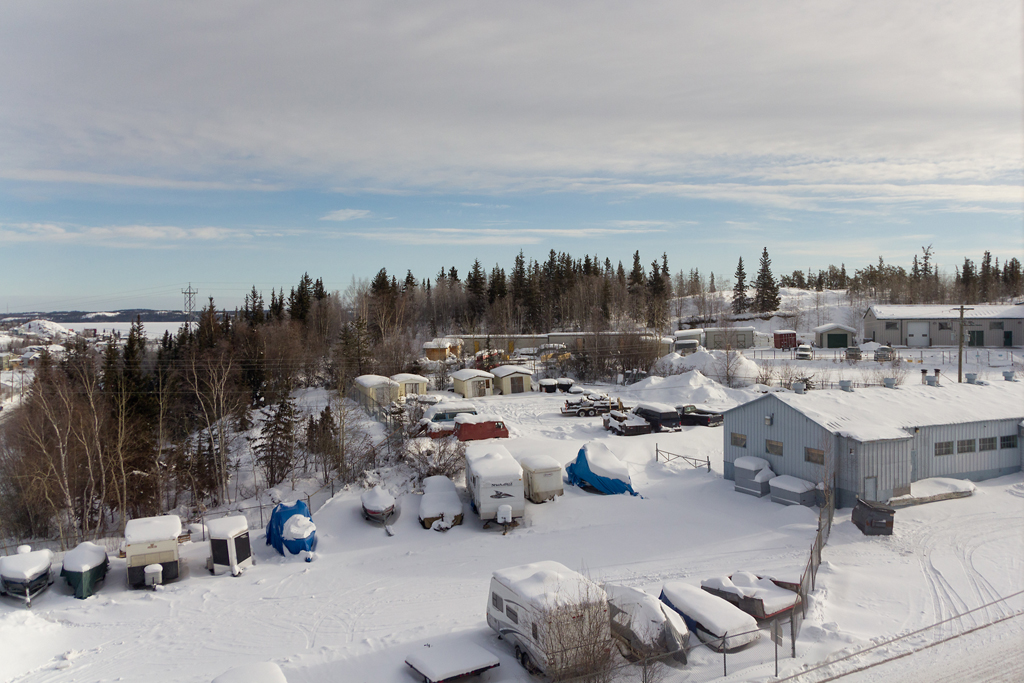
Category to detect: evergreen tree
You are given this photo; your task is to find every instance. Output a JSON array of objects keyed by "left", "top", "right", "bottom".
[
  {"left": 753, "top": 247, "right": 781, "bottom": 313},
  {"left": 732, "top": 257, "right": 747, "bottom": 314},
  {"left": 253, "top": 397, "right": 299, "bottom": 487},
  {"left": 288, "top": 272, "right": 313, "bottom": 323},
  {"left": 465, "top": 259, "right": 487, "bottom": 325}
]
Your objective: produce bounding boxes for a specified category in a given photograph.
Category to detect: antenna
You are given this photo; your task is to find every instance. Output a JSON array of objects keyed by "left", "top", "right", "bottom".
[{"left": 182, "top": 283, "right": 198, "bottom": 332}]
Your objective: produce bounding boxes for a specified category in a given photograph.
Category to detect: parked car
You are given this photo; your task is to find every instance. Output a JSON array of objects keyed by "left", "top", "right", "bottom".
[
  {"left": 675, "top": 404, "right": 724, "bottom": 427},
  {"left": 604, "top": 410, "right": 653, "bottom": 436},
  {"left": 795, "top": 344, "right": 813, "bottom": 360},
  {"left": 874, "top": 346, "right": 895, "bottom": 362},
  {"left": 632, "top": 403, "right": 682, "bottom": 432},
  {"left": 845, "top": 347, "right": 862, "bottom": 361}
]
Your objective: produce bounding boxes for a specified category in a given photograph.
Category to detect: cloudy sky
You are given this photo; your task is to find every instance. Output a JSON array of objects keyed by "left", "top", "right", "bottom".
[{"left": 1, "top": 1, "right": 1021, "bottom": 312}]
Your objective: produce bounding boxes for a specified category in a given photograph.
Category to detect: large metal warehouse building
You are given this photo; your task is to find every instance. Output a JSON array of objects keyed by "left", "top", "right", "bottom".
[
  {"left": 722, "top": 380, "right": 1024, "bottom": 508},
  {"left": 863, "top": 303, "right": 1023, "bottom": 348}
]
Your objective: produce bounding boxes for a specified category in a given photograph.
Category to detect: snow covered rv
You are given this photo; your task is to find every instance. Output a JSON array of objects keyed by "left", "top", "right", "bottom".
[
  {"left": 124, "top": 515, "right": 182, "bottom": 588},
  {"left": 465, "top": 443, "right": 525, "bottom": 528},
  {"left": 487, "top": 561, "right": 612, "bottom": 677}
]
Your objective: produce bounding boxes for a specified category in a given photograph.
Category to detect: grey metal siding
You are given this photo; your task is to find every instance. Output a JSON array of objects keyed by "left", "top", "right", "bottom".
[
  {"left": 858, "top": 439, "right": 912, "bottom": 502},
  {"left": 913, "top": 418, "right": 1022, "bottom": 480}
]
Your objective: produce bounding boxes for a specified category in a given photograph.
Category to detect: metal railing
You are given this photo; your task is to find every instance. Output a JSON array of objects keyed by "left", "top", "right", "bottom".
[{"left": 655, "top": 444, "right": 711, "bottom": 472}]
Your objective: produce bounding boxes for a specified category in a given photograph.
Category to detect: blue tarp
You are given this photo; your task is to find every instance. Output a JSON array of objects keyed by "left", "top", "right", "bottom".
[
  {"left": 266, "top": 500, "right": 317, "bottom": 558},
  {"left": 565, "top": 444, "right": 639, "bottom": 496}
]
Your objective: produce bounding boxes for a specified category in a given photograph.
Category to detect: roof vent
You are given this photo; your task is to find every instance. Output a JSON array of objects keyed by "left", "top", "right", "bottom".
[
  {"left": 839, "top": 380, "right": 853, "bottom": 392},
  {"left": 925, "top": 376, "right": 937, "bottom": 387},
  {"left": 793, "top": 382, "right": 805, "bottom": 394},
  {"left": 965, "top": 373, "right": 977, "bottom": 384},
  {"left": 1004, "top": 371, "right": 1016, "bottom": 382},
  {"left": 883, "top": 378, "right": 896, "bottom": 389}
]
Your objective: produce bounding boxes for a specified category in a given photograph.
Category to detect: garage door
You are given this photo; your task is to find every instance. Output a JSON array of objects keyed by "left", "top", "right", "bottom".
[
  {"left": 826, "top": 333, "right": 847, "bottom": 348},
  {"left": 907, "top": 321, "right": 930, "bottom": 347}
]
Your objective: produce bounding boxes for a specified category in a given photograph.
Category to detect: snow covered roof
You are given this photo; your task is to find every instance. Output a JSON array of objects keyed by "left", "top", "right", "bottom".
[
  {"left": 769, "top": 475, "right": 816, "bottom": 493},
  {"left": 390, "top": 373, "right": 429, "bottom": 384},
  {"left": 124, "top": 515, "right": 182, "bottom": 544},
  {"left": 868, "top": 304, "right": 1024, "bottom": 320},
  {"left": 734, "top": 456, "right": 770, "bottom": 472},
  {"left": 737, "top": 380, "right": 1024, "bottom": 442},
  {"left": 812, "top": 323, "right": 856, "bottom": 333},
  {"left": 453, "top": 412, "right": 502, "bottom": 424},
  {"left": 206, "top": 515, "right": 249, "bottom": 539},
  {"left": 423, "top": 402, "right": 476, "bottom": 420},
  {"left": 774, "top": 330, "right": 796, "bottom": 335},
  {"left": 465, "top": 443, "right": 521, "bottom": 478},
  {"left": 519, "top": 454, "right": 561, "bottom": 472},
  {"left": 492, "top": 561, "right": 606, "bottom": 611},
  {"left": 634, "top": 401, "right": 678, "bottom": 414},
  {"left": 354, "top": 374, "right": 399, "bottom": 389},
  {"left": 489, "top": 365, "right": 533, "bottom": 378},
  {"left": 423, "top": 337, "right": 463, "bottom": 349},
  {"left": 451, "top": 368, "right": 494, "bottom": 381}
]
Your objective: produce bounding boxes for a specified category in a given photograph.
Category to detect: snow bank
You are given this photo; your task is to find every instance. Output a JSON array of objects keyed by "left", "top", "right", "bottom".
[
  {"left": 212, "top": 662, "right": 288, "bottom": 683},
  {"left": 910, "top": 477, "right": 977, "bottom": 497},
  {"left": 124, "top": 515, "right": 182, "bottom": 544},
  {"left": 0, "top": 549, "right": 53, "bottom": 581},
  {"left": 493, "top": 561, "right": 606, "bottom": 611},
  {"left": 61, "top": 542, "right": 107, "bottom": 573},
  {"left": 282, "top": 515, "right": 316, "bottom": 541},
  {"left": 650, "top": 350, "right": 760, "bottom": 387},
  {"left": 660, "top": 582, "right": 759, "bottom": 649},
  {"left": 581, "top": 442, "right": 630, "bottom": 483}
]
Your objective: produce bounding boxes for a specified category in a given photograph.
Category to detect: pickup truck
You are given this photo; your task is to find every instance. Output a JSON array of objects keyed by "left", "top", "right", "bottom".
[{"left": 675, "top": 404, "right": 724, "bottom": 427}]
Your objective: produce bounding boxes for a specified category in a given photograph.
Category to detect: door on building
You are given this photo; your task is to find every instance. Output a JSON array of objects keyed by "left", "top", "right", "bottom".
[
  {"left": 826, "top": 333, "right": 847, "bottom": 348},
  {"left": 1005, "top": 331, "right": 1013, "bottom": 347},
  {"left": 509, "top": 376, "right": 524, "bottom": 393},
  {"left": 907, "top": 322, "right": 930, "bottom": 347},
  {"left": 968, "top": 330, "right": 984, "bottom": 347},
  {"left": 910, "top": 449, "right": 917, "bottom": 481},
  {"left": 473, "top": 381, "right": 486, "bottom": 397},
  {"left": 863, "top": 477, "right": 877, "bottom": 502}
]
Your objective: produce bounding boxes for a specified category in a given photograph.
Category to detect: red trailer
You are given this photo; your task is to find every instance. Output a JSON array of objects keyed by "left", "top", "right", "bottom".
[
  {"left": 773, "top": 330, "right": 797, "bottom": 350},
  {"left": 453, "top": 414, "right": 509, "bottom": 441}
]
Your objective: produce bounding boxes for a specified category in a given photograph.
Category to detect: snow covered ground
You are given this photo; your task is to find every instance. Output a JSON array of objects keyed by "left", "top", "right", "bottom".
[{"left": 1, "top": 373, "right": 1021, "bottom": 683}]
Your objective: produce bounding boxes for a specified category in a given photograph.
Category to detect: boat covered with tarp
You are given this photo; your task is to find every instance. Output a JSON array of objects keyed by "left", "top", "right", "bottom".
[
  {"left": 266, "top": 500, "right": 317, "bottom": 561},
  {"left": 60, "top": 541, "right": 109, "bottom": 599}
]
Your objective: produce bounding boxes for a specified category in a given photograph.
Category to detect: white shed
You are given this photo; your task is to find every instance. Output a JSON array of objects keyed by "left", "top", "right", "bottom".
[
  {"left": 391, "top": 373, "right": 430, "bottom": 398},
  {"left": 452, "top": 368, "right": 494, "bottom": 398},
  {"left": 354, "top": 375, "right": 401, "bottom": 406},
  {"left": 813, "top": 323, "right": 857, "bottom": 349},
  {"left": 489, "top": 365, "right": 533, "bottom": 395}
]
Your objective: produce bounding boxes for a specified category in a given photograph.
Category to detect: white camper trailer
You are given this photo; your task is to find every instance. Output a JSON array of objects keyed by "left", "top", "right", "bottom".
[
  {"left": 487, "top": 561, "right": 613, "bottom": 677},
  {"left": 520, "top": 454, "right": 563, "bottom": 503},
  {"left": 465, "top": 444, "right": 525, "bottom": 528},
  {"left": 124, "top": 515, "right": 182, "bottom": 588}
]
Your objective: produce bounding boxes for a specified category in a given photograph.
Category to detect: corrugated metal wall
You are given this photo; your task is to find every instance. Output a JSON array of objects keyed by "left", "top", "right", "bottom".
[{"left": 912, "top": 418, "right": 1022, "bottom": 480}]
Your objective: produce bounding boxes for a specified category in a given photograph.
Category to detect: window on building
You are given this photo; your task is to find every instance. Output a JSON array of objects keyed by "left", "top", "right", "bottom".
[
  {"left": 979, "top": 437, "right": 997, "bottom": 451},
  {"left": 731, "top": 432, "right": 747, "bottom": 448},
  {"left": 506, "top": 606, "right": 518, "bottom": 624},
  {"left": 492, "top": 593, "right": 503, "bottom": 611},
  {"left": 805, "top": 447, "right": 825, "bottom": 465},
  {"left": 989, "top": 322, "right": 1004, "bottom": 330},
  {"left": 766, "top": 439, "right": 784, "bottom": 456},
  {"left": 1001, "top": 435, "right": 1018, "bottom": 449},
  {"left": 957, "top": 439, "right": 976, "bottom": 453},
  {"left": 938, "top": 322, "right": 951, "bottom": 331},
  {"left": 935, "top": 441, "right": 954, "bottom": 456},
  {"left": 885, "top": 322, "right": 899, "bottom": 330}
]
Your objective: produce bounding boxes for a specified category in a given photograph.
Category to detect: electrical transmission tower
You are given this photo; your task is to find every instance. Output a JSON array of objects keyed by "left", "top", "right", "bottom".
[{"left": 182, "top": 283, "right": 197, "bottom": 332}]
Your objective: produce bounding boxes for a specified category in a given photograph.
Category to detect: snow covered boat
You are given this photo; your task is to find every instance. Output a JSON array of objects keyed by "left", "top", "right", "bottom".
[
  {"left": 266, "top": 500, "right": 317, "bottom": 561},
  {"left": 419, "top": 476, "right": 464, "bottom": 530},
  {"left": 362, "top": 486, "right": 396, "bottom": 524},
  {"left": 60, "top": 541, "right": 109, "bottom": 599},
  {"left": 699, "top": 571, "right": 800, "bottom": 619},
  {"left": 0, "top": 546, "right": 54, "bottom": 607},
  {"left": 405, "top": 642, "right": 500, "bottom": 683},
  {"left": 604, "top": 583, "right": 689, "bottom": 663},
  {"left": 565, "top": 442, "right": 638, "bottom": 496},
  {"left": 659, "top": 581, "right": 760, "bottom": 652}
]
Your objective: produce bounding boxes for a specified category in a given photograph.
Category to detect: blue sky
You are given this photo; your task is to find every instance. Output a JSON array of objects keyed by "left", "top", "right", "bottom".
[{"left": 1, "top": 1, "right": 1021, "bottom": 312}]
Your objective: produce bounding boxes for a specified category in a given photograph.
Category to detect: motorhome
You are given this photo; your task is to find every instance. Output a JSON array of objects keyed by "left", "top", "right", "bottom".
[
  {"left": 487, "top": 561, "right": 612, "bottom": 677},
  {"left": 465, "top": 443, "right": 525, "bottom": 525}
]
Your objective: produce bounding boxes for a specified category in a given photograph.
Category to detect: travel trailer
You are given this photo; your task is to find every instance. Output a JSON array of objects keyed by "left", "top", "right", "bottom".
[
  {"left": 465, "top": 443, "right": 525, "bottom": 528},
  {"left": 487, "top": 561, "right": 612, "bottom": 677},
  {"left": 124, "top": 515, "right": 182, "bottom": 588}
]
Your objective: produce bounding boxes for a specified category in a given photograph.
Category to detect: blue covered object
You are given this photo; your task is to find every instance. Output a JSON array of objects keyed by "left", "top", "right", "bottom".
[
  {"left": 565, "top": 442, "right": 639, "bottom": 496},
  {"left": 266, "top": 500, "right": 317, "bottom": 559}
]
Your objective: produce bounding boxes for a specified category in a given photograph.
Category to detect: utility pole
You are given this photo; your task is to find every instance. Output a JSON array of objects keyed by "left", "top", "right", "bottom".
[
  {"left": 954, "top": 304, "right": 973, "bottom": 383},
  {"left": 182, "top": 283, "right": 198, "bottom": 333}
]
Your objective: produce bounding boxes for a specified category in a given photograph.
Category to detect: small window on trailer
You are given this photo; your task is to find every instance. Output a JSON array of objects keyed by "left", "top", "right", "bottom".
[
  {"left": 935, "top": 441, "right": 954, "bottom": 456},
  {"left": 766, "top": 439, "right": 783, "bottom": 456},
  {"left": 805, "top": 447, "right": 825, "bottom": 465},
  {"left": 1001, "top": 435, "right": 1018, "bottom": 449},
  {"left": 506, "top": 606, "right": 518, "bottom": 624},
  {"left": 957, "top": 439, "right": 976, "bottom": 453},
  {"left": 492, "top": 593, "right": 503, "bottom": 611},
  {"left": 979, "top": 437, "right": 997, "bottom": 451},
  {"left": 731, "top": 432, "right": 747, "bottom": 448}
]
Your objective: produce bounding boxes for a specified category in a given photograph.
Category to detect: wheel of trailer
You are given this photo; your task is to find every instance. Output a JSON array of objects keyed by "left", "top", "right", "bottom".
[
  {"left": 578, "top": 409, "right": 586, "bottom": 417},
  {"left": 515, "top": 646, "right": 523, "bottom": 667},
  {"left": 588, "top": 408, "right": 597, "bottom": 416}
]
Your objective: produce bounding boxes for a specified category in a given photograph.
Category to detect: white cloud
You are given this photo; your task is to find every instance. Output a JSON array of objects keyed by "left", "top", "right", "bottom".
[
  {"left": 320, "top": 209, "right": 371, "bottom": 222},
  {"left": 0, "top": 222, "right": 255, "bottom": 246}
]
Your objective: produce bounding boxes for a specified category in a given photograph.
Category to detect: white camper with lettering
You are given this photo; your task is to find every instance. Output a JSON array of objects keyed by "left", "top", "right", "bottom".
[{"left": 465, "top": 443, "right": 525, "bottom": 524}]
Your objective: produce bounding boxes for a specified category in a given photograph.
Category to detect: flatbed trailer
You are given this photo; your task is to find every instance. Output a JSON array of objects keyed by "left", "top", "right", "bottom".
[{"left": 405, "top": 642, "right": 500, "bottom": 683}]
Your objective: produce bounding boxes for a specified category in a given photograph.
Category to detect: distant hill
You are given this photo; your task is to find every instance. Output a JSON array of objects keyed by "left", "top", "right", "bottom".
[{"left": 2, "top": 310, "right": 187, "bottom": 324}]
